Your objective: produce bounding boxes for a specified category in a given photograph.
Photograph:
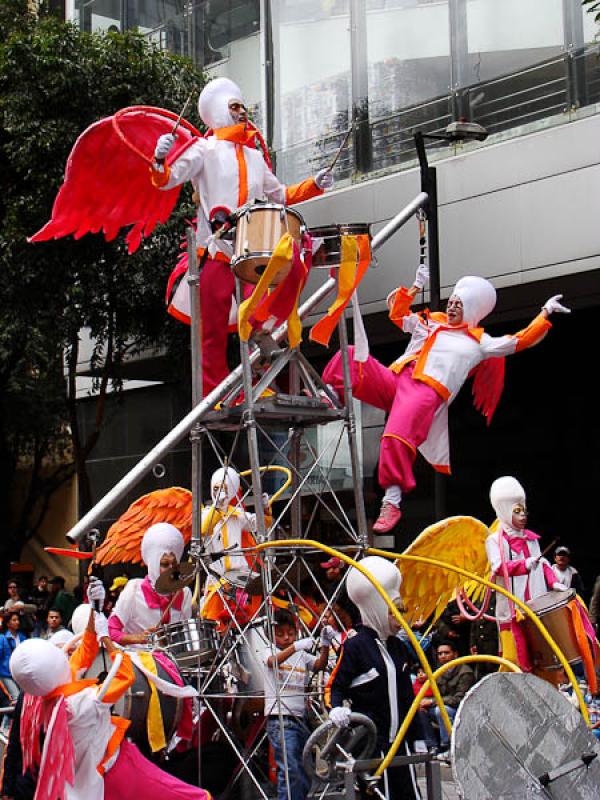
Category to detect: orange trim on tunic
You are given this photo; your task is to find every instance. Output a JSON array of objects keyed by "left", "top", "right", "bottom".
[
  {"left": 150, "top": 163, "right": 171, "bottom": 188},
  {"left": 97, "top": 716, "right": 131, "bottom": 776},
  {"left": 324, "top": 647, "right": 345, "bottom": 709},
  {"left": 98, "top": 652, "right": 136, "bottom": 706},
  {"left": 235, "top": 143, "right": 248, "bottom": 206},
  {"left": 388, "top": 287, "right": 413, "bottom": 328},
  {"left": 285, "top": 178, "right": 324, "bottom": 205},
  {"left": 381, "top": 432, "right": 416, "bottom": 455},
  {"left": 514, "top": 314, "right": 552, "bottom": 352}
]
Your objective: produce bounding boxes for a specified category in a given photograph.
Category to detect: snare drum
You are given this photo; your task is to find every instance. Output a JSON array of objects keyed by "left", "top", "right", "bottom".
[
  {"left": 522, "top": 589, "right": 581, "bottom": 670},
  {"left": 231, "top": 203, "right": 305, "bottom": 285},
  {"left": 154, "top": 618, "right": 219, "bottom": 671},
  {"left": 310, "top": 223, "right": 371, "bottom": 269},
  {"left": 86, "top": 651, "right": 182, "bottom": 756}
]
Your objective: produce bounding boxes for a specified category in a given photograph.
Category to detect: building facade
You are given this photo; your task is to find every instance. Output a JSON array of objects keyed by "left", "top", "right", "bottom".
[{"left": 68, "top": 1, "right": 600, "bottom": 588}]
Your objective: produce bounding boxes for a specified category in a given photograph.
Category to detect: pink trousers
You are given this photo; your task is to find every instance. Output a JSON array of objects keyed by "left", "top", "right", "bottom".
[
  {"left": 104, "top": 739, "right": 211, "bottom": 800},
  {"left": 323, "top": 348, "right": 442, "bottom": 493}
]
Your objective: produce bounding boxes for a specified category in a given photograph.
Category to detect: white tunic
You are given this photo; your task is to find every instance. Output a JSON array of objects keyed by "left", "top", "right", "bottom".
[
  {"left": 162, "top": 137, "right": 286, "bottom": 258},
  {"left": 111, "top": 578, "right": 192, "bottom": 647}
]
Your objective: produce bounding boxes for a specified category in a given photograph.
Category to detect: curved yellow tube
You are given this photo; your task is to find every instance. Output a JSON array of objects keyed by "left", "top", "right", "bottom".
[
  {"left": 239, "top": 465, "right": 292, "bottom": 505},
  {"left": 375, "top": 654, "right": 521, "bottom": 777},
  {"left": 368, "top": 547, "right": 590, "bottom": 727},
  {"left": 254, "top": 539, "right": 454, "bottom": 737}
]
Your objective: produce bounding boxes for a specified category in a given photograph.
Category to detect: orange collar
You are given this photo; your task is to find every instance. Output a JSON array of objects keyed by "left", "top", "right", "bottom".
[
  {"left": 213, "top": 123, "right": 257, "bottom": 146},
  {"left": 45, "top": 678, "right": 98, "bottom": 700},
  {"left": 422, "top": 310, "right": 484, "bottom": 340}
]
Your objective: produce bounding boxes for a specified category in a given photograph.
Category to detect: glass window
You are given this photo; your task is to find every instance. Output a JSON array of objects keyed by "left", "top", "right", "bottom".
[
  {"left": 465, "top": 0, "right": 565, "bottom": 85},
  {"left": 272, "top": 0, "right": 352, "bottom": 183},
  {"left": 194, "top": 0, "right": 264, "bottom": 130},
  {"left": 366, "top": 0, "right": 451, "bottom": 119},
  {"left": 366, "top": 0, "right": 452, "bottom": 170}
]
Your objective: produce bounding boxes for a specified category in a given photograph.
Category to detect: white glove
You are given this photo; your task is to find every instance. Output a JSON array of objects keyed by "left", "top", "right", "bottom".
[
  {"left": 413, "top": 263, "right": 429, "bottom": 290},
  {"left": 294, "top": 637, "right": 314, "bottom": 652},
  {"left": 154, "top": 133, "right": 176, "bottom": 160},
  {"left": 525, "top": 556, "right": 541, "bottom": 571},
  {"left": 542, "top": 294, "right": 570, "bottom": 315},
  {"left": 329, "top": 706, "right": 351, "bottom": 728},
  {"left": 87, "top": 577, "right": 106, "bottom": 606},
  {"left": 314, "top": 168, "right": 334, "bottom": 190},
  {"left": 552, "top": 582, "right": 569, "bottom": 592},
  {"left": 319, "top": 625, "right": 336, "bottom": 648},
  {"left": 94, "top": 611, "right": 109, "bottom": 641},
  {"left": 261, "top": 492, "right": 271, "bottom": 510}
]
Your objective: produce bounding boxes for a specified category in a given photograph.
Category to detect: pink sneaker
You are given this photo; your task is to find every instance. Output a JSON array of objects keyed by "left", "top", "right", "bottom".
[{"left": 373, "top": 501, "right": 402, "bottom": 533}]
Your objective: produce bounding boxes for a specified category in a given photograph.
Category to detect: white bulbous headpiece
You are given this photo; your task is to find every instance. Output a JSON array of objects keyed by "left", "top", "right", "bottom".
[
  {"left": 211, "top": 466, "right": 241, "bottom": 509},
  {"left": 198, "top": 77, "right": 244, "bottom": 130},
  {"left": 49, "top": 629, "right": 75, "bottom": 648},
  {"left": 141, "top": 522, "right": 185, "bottom": 586},
  {"left": 347, "top": 556, "right": 402, "bottom": 639},
  {"left": 450, "top": 276, "right": 496, "bottom": 327},
  {"left": 490, "top": 476, "right": 526, "bottom": 531},
  {"left": 70, "top": 603, "right": 93, "bottom": 637},
  {"left": 10, "top": 639, "right": 71, "bottom": 696}
]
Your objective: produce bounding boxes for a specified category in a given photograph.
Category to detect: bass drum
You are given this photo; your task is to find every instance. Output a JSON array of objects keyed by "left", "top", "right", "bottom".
[
  {"left": 86, "top": 650, "right": 183, "bottom": 756},
  {"left": 229, "top": 623, "right": 268, "bottom": 742}
]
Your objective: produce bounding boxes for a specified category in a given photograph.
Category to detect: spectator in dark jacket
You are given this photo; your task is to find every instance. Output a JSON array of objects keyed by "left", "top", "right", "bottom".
[{"left": 418, "top": 641, "right": 475, "bottom": 754}]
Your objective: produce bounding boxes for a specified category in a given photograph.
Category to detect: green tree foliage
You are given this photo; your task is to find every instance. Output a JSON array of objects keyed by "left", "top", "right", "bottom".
[
  {"left": 583, "top": 0, "right": 600, "bottom": 23},
  {"left": 0, "top": 0, "right": 204, "bottom": 564}
]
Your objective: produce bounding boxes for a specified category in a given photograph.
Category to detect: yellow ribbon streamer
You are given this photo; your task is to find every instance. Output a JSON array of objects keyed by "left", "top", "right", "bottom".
[
  {"left": 137, "top": 651, "right": 167, "bottom": 752},
  {"left": 238, "top": 233, "right": 294, "bottom": 341}
]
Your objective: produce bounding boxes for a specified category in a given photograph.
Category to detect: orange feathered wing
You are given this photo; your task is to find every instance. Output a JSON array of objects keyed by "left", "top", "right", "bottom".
[
  {"left": 96, "top": 487, "right": 192, "bottom": 566},
  {"left": 30, "top": 106, "right": 201, "bottom": 254}
]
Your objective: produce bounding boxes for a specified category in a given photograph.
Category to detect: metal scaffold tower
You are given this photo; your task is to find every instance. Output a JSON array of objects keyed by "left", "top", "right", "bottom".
[{"left": 65, "top": 193, "right": 430, "bottom": 799}]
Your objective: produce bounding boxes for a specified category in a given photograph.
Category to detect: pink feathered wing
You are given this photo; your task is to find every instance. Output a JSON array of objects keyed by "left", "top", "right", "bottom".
[
  {"left": 21, "top": 694, "right": 44, "bottom": 775},
  {"left": 34, "top": 695, "right": 75, "bottom": 800},
  {"left": 30, "top": 106, "right": 201, "bottom": 254},
  {"left": 471, "top": 356, "right": 506, "bottom": 425}
]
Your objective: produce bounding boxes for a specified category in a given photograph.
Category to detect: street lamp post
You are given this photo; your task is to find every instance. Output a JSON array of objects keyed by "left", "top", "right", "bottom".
[{"left": 412, "top": 122, "right": 488, "bottom": 520}]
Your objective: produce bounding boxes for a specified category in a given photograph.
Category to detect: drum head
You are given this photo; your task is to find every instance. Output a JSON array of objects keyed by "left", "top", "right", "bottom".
[{"left": 452, "top": 673, "right": 600, "bottom": 799}]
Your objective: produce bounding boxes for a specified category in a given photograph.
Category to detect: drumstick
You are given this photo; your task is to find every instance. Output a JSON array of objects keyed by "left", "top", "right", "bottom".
[
  {"left": 158, "top": 589, "right": 182, "bottom": 627},
  {"left": 171, "top": 89, "right": 195, "bottom": 136},
  {"left": 541, "top": 538, "right": 559, "bottom": 558},
  {"left": 326, "top": 126, "right": 353, "bottom": 173}
]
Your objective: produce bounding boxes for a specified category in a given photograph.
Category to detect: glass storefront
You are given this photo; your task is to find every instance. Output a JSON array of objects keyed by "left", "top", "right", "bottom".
[{"left": 70, "top": 0, "right": 600, "bottom": 181}]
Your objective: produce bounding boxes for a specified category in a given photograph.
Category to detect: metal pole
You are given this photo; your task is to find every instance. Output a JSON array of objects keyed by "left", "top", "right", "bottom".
[
  {"left": 337, "top": 312, "right": 369, "bottom": 547},
  {"left": 186, "top": 227, "right": 204, "bottom": 790},
  {"left": 415, "top": 132, "right": 445, "bottom": 519},
  {"left": 65, "top": 195, "right": 428, "bottom": 544},
  {"left": 236, "top": 278, "right": 267, "bottom": 542}
]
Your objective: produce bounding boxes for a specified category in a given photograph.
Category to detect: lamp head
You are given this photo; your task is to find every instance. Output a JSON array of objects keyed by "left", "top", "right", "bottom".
[{"left": 444, "top": 120, "right": 488, "bottom": 142}]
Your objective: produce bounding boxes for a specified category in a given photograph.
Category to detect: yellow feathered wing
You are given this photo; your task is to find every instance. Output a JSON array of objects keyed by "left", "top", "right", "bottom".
[
  {"left": 96, "top": 487, "right": 193, "bottom": 566},
  {"left": 396, "top": 516, "right": 491, "bottom": 625}
]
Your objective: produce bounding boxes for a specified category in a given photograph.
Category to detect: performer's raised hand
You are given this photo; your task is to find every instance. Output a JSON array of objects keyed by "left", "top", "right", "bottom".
[
  {"left": 329, "top": 705, "right": 351, "bottom": 728},
  {"left": 88, "top": 576, "right": 106, "bottom": 609},
  {"left": 315, "top": 168, "right": 334, "bottom": 190},
  {"left": 551, "top": 581, "right": 568, "bottom": 592},
  {"left": 319, "top": 624, "right": 336, "bottom": 648},
  {"left": 542, "top": 294, "right": 570, "bottom": 316},
  {"left": 413, "top": 263, "right": 430, "bottom": 290},
  {"left": 525, "top": 555, "right": 541, "bottom": 571},
  {"left": 154, "top": 133, "right": 176, "bottom": 161}
]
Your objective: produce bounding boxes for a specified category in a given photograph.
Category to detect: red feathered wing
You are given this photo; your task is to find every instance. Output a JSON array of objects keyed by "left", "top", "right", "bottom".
[
  {"left": 471, "top": 357, "right": 506, "bottom": 425},
  {"left": 30, "top": 106, "right": 202, "bottom": 254}
]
